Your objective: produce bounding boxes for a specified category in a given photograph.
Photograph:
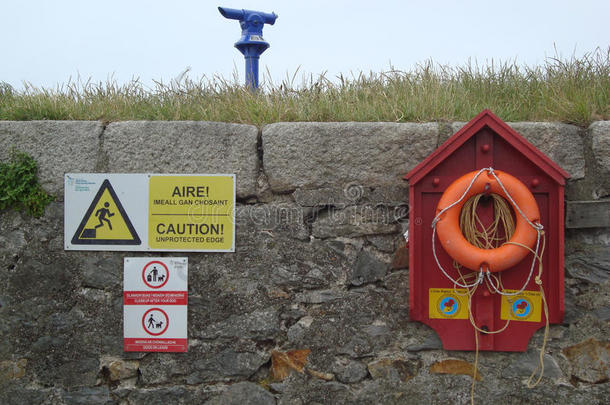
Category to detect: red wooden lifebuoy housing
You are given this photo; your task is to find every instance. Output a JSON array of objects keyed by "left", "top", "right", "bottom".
[{"left": 405, "top": 110, "right": 569, "bottom": 352}]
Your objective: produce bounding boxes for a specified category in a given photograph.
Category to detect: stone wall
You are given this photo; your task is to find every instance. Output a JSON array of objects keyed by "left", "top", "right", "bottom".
[{"left": 0, "top": 120, "right": 608, "bottom": 404}]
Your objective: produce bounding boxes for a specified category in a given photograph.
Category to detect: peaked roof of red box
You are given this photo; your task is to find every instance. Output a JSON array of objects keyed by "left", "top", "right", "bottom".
[{"left": 405, "top": 109, "right": 570, "bottom": 185}]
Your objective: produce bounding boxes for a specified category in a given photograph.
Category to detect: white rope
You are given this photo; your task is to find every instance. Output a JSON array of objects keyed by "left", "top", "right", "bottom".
[
  {"left": 431, "top": 225, "right": 485, "bottom": 288},
  {"left": 431, "top": 167, "right": 543, "bottom": 288},
  {"left": 486, "top": 229, "right": 542, "bottom": 296},
  {"left": 486, "top": 168, "right": 544, "bottom": 231}
]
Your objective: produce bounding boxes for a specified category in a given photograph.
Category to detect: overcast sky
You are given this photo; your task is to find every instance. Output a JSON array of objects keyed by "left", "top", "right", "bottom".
[{"left": 2, "top": 0, "right": 608, "bottom": 90}]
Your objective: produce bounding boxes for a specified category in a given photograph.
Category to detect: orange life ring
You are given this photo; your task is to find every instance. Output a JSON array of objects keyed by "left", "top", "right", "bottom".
[{"left": 435, "top": 170, "right": 540, "bottom": 272}]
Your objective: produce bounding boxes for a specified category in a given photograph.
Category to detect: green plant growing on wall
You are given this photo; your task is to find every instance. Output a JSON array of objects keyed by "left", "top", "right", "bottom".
[{"left": 0, "top": 150, "right": 54, "bottom": 217}]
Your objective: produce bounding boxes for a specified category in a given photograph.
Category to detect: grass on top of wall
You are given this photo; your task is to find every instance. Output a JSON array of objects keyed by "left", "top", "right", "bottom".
[{"left": 0, "top": 49, "right": 608, "bottom": 127}]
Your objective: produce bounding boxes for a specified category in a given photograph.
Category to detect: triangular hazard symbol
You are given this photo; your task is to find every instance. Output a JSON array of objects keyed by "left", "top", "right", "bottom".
[{"left": 71, "top": 179, "right": 141, "bottom": 245}]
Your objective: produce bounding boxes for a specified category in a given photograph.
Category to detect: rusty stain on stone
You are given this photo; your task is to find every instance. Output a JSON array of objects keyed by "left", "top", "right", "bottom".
[
  {"left": 367, "top": 358, "right": 419, "bottom": 382},
  {"left": 391, "top": 245, "right": 409, "bottom": 270},
  {"left": 267, "top": 288, "right": 291, "bottom": 299},
  {"left": 108, "top": 360, "right": 139, "bottom": 382},
  {"left": 270, "top": 349, "right": 311, "bottom": 381},
  {"left": 429, "top": 359, "right": 482, "bottom": 381},
  {"left": 562, "top": 338, "right": 610, "bottom": 384},
  {"left": 0, "top": 359, "right": 27, "bottom": 380},
  {"left": 306, "top": 368, "right": 334, "bottom": 381}
]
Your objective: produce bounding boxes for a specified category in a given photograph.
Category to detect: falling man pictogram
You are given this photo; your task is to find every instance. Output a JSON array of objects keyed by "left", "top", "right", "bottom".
[
  {"left": 95, "top": 202, "right": 114, "bottom": 230},
  {"left": 71, "top": 179, "right": 142, "bottom": 245}
]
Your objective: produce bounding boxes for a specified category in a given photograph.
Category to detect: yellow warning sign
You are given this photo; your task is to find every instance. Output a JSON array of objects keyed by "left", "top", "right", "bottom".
[
  {"left": 500, "top": 290, "right": 542, "bottom": 323},
  {"left": 71, "top": 179, "right": 141, "bottom": 245},
  {"left": 148, "top": 175, "right": 234, "bottom": 251},
  {"left": 429, "top": 288, "right": 469, "bottom": 319}
]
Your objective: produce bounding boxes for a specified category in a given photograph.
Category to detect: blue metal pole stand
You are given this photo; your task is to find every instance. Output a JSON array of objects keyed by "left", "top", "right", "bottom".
[
  {"left": 245, "top": 54, "right": 260, "bottom": 89},
  {"left": 218, "top": 6, "right": 278, "bottom": 89}
]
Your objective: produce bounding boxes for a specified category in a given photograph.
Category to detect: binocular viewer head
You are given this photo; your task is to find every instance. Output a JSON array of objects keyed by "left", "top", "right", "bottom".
[
  {"left": 218, "top": 7, "right": 277, "bottom": 26},
  {"left": 218, "top": 6, "right": 278, "bottom": 89}
]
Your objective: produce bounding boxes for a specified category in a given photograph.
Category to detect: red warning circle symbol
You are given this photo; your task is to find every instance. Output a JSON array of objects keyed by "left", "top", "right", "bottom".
[
  {"left": 142, "top": 260, "right": 169, "bottom": 289},
  {"left": 142, "top": 308, "right": 169, "bottom": 336}
]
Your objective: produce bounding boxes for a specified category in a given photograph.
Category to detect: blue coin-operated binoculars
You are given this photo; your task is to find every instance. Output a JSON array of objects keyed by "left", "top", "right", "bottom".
[{"left": 218, "top": 6, "right": 277, "bottom": 89}]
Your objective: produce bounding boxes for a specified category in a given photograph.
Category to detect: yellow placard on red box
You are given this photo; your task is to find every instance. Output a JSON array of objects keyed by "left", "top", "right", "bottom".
[
  {"left": 500, "top": 290, "right": 542, "bottom": 323},
  {"left": 148, "top": 175, "right": 235, "bottom": 251},
  {"left": 429, "top": 288, "right": 469, "bottom": 319}
]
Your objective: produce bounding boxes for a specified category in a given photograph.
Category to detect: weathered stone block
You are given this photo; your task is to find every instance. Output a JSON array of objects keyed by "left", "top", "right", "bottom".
[
  {"left": 55, "top": 357, "right": 100, "bottom": 388},
  {"left": 428, "top": 358, "right": 481, "bottom": 381},
  {"left": 0, "top": 359, "right": 27, "bottom": 380},
  {"left": 104, "top": 358, "right": 139, "bottom": 382},
  {"left": 236, "top": 203, "right": 310, "bottom": 241},
  {"left": 293, "top": 185, "right": 409, "bottom": 207},
  {"left": 295, "top": 290, "right": 343, "bottom": 304},
  {"left": 205, "top": 382, "right": 275, "bottom": 405},
  {"left": 332, "top": 358, "right": 368, "bottom": 384},
  {"left": 289, "top": 288, "right": 402, "bottom": 359},
  {"left": 276, "top": 374, "right": 352, "bottom": 404},
  {"left": 104, "top": 121, "right": 259, "bottom": 198},
  {"left": 350, "top": 249, "right": 387, "bottom": 286},
  {"left": 0, "top": 387, "right": 51, "bottom": 405},
  {"left": 262, "top": 122, "right": 438, "bottom": 193},
  {"left": 592, "top": 306, "right": 610, "bottom": 321},
  {"left": 0, "top": 230, "right": 26, "bottom": 256},
  {"left": 590, "top": 121, "right": 610, "bottom": 198},
  {"left": 127, "top": 387, "right": 192, "bottom": 405},
  {"left": 391, "top": 245, "right": 409, "bottom": 270},
  {"left": 506, "top": 351, "right": 562, "bottom": 379},
  {"left": 61, "top": 387, "right": 113, "bottom": 405},
  {"left": 80, "top": 255, "right": 123, "bottom": 289},
  {"left": 405, "top": 333, "right": 442, "bottom": 352},
  {"left": 190, "top": 349, "right": 269, "bottom": 383},
  {"left": 198, "top": 309, "right": 279, "bottom": 340},
  {"left": 563, "top": 338, "right": 610, "bottom": 383},
  {"left": 565, "top": 249, "right": 610, "bottom": 284},
  {"left": 0, "top": 121, "right": 102, "bottom": 196},
  {"left": 368, "top": 357, "right": 419, "bottom": 382},
  {"left": 509, "top": 122, "right": 585, "bottom": 179},
  {"left": 312, "top": 205, "right": 401, "bottom": 238},
  {"left": 139, "top": 355, "right": 187, "bottom": 385},
  {"left": 450, "top": 121, "right": 585, "bottom": 179},
  {"left": 367, "top": 234, "right": 400, "bottom": 253}
]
